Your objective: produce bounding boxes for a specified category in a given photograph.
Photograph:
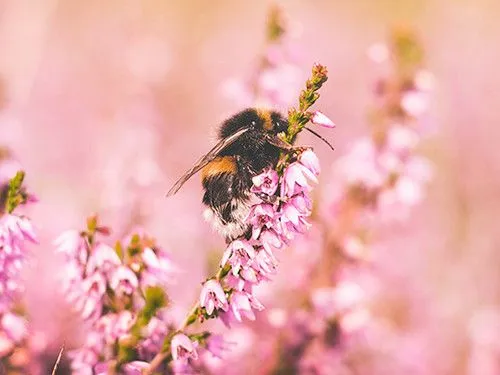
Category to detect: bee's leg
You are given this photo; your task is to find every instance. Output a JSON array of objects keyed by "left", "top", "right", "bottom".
[
  {"left": 265, "top": 135, "right": 311, "bottom": 153},
  {"left": 255, "top": 192, "right": 279, "bottom": 204}
]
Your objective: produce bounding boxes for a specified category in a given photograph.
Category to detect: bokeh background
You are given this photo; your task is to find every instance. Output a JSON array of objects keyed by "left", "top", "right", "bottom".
[{"left": 1, "top": 0, "right": 500, "bottom": 373}]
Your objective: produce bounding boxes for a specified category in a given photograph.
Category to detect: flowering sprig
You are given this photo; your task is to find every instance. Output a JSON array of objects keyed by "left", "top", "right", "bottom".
[
  {"left": 0, "top": 164, "right": 37, "bottom": 372},
  {"left": 144, "top": 63, "right": 332, "bottom": 374},
  {"left": 56, "top": 215, "right": 178, "bottom": 373},
  {"left": 266, "top": 29, "right": 434, "bottom": 374}
]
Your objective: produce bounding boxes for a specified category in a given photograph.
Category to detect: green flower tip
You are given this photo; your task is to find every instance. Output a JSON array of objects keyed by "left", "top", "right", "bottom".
[
  {"left": 5, "top": 170, "right": 26, "bottom": 213},
  {"left": 391, "top": 27, "right": 424, "bottom": 65},
  {"left": 266, "top": 5, "right": 286, "bottom": 42}
]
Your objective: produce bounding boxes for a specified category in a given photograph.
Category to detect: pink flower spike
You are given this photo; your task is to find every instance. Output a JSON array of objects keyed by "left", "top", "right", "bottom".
[
  {"left": 200, "top": 279, "right": 229, "bottom": 315},
  {"left": 311, "top": 111, "right": 335, "bottom": 128},
  {"left": 171, "top": 333, "right": 198, "bottom": 361},
  {"left": 299, "top": 149, "right": 321, "bottom": 176}
]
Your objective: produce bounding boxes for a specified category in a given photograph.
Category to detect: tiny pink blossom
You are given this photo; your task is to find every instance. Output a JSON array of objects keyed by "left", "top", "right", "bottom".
[
  {"left": 171, "top": 333, "right": 198, "bottom": 361},
  {"left": 79, "top": 272, "right": 107, "bottom": 320},
  {"left": 206, "top": 334, "right": 234, "bottom": 359},
  {"left": 3, "top": 214, "right": 38, "bottom": 243},
  {"left": 259, "top": 229, "right": 284, "bottom": 254},
  {"left": 299, "top": 149, "right": 321, "bottom": 175},
  {"left": 1, "top": 312, "right": 27, "bottom": 343},
  {"left": 247, "top": 203, "right": 277, "bottom": 239},
  {"left": 311, "top": 110, "right": 335, "bottom": 128},
  {"left": 141, "top": 247, "right": 177, "bottom": 287},
  {"left": 86, "top": 243, "right": 121, "bottom": 275},
  {"left": 221, "top": 240, "right": 256, "bottom": 275},
  {"left": 281, "top": 162, "right": 318, "bottom": 197},
  {"left": 251, "top": 169, "right": 279, "bottom": 196},
  {"left": 54, "top": 229, "right": 87, "bottom": 264},
  {"left": 229, "top": 291, "right": 264, "bottom": 323},
  {"left": 200, "top": 279, "right": 229, "bottom": 315},
  {"left": 123, "top": 361, "right": 150, "bottom": 374},
  {"left": 109, "top": 266, "right": 139, "bottom": 296}
]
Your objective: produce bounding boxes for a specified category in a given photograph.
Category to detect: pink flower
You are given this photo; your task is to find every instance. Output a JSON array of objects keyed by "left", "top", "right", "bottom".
[
  {"left": 252, "top": 248, "right": 278, "bottom": 278},
  {"left": 229, "top": 291, "right": 264, "bottom": 322},
  {"left": 123, "top": 361, "right": 150, "bottom": 374},
  {"left": 251, "top": 169, "right": 279, "bottom": 196},
  {"left": 1, "top": 312, "right": 27, "bottom": 343},
  {"left": 200, "top": 279, "right": 229, "bottom": 315},
  {"left": 206, "top": 334, "right": 234, "bottom": 359},
  {"left": 0, "top": 214, "right": 37, "bottom": 311},
  {"left": 221, "top": 240, "right": 256, "bottom": 275},
  {"left": 54, "top": 230, "right": 87, "bottom": 264},
  {"left": 2, "top": 215, "right": 37, "bottom": 243},
  {"left": 171, "top": 333, "right": 198, "bottom": 361},
  {"left": 299, "top": 149, "right": 321, "bottom": 175},
  {"left": 259, "top": 229, "right": 284, "bottom": 254},
  {"left": 141, "top": 247, "right": 177, "bottom": 287},
  {"left": 311, "top": 110, "right": 335, "bottom": 128},
  {"left": 86, "top": 243, "right": 120, "bottom": 275},
  {"left": 109, "top": 266, "right": 139, "bottom": 296},
  {"left": 247, "top": 203, "right": 277, "bottom": 239},
  {"left": 281, "top": 162, "right": 318, "bottom": 197},
  {"left": 78, "top": 272, "right": 107, "bottom": 320}
]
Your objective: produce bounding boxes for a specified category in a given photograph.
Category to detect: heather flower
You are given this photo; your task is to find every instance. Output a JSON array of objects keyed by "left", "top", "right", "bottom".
[
  {"left": 54, "top": 229, "right": 87, "bottom": 264},
  {"left": 141, "top": 247, "right": 177, "bottom": 287},
  {"left": 221, "top": 240, "right": 256, "bottom": 275},
  {"left": 78, "top": 272, "right": 106, "bottom": 321},
  {"left": 171, "top": 333, "right": 198, "bottom": 361},
  {"left": 59, "top": 218, "right": 175, "bottom": 372},
  {"left": 228, "top": 291, "right": 259, "bottom": 322},
  {"left": 311, "top": 110, "right": 335, "bottom": 128},
  {"left": 122, "top": 361, "right": 150, "bottom": 374},
  {"left": 299, "top": 149, "right": 321, "bottom": 175},
  {"left": 109, "top": 266, "right": 139, "bottom": 297},
  {"left": 200, "top": 279, "right": 229, "bottom": 315},
  {"left": 280, "top": 162, "right": 318, "bottom": 197},
  {"left": 0, "top": 214, "right": 37, "bottom": 311},
  {"left": 250, "top": 169, "right": 279, "bottom": 196},
  {"left": 0, "top": 313, "right": 27, "bottom": 343},
  {"left": 247, "top": 203, "right": 277, "bottom": 239},
  {"left": 205, "top": 334, "right": 234, "bottom": 359},
  {"left": 86, "top": 243, "right": 120, "bottom": 275}
]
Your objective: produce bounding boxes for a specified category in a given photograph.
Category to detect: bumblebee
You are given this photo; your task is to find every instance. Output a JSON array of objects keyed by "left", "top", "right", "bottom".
[{"left": 166, "top": 108, "right": 332, "bottom": 242}]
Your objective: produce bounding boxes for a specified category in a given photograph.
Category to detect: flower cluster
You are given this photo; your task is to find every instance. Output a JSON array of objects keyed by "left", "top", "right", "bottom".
[
  {"left": 56, "top": 215, "right": 177, "bottom": 374},
  {"left": 201, "top": 149, "right": 320, "bottom": 326},
  {"left": 0, "top": 157, "right": 37, "bottom": 368}
]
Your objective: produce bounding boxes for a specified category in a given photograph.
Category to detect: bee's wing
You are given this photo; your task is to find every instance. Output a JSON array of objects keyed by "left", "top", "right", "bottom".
[{"left": 166, "top": 127, "right": 249, "bottom": 197}]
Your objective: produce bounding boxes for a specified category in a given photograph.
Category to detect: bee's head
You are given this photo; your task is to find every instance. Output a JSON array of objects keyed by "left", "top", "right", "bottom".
[
  {"left": 269, "top": 110, "right": 289, "bottom": 135},
  {"left": 254, "top": 109, "right": 288, "bottom": 135}
]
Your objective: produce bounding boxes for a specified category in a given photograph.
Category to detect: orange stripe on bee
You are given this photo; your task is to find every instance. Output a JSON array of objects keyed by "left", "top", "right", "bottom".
[
  {"left": 201, "top": 156, "right": 237, "bottom": 180},
  {"left": 256, "top": 109, "right": 273, "bottom": 131}
]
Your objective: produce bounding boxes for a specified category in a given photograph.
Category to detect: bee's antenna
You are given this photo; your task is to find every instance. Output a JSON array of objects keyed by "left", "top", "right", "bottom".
[{"left": 304, "top": 127, "right": 335, "bottom": 151}]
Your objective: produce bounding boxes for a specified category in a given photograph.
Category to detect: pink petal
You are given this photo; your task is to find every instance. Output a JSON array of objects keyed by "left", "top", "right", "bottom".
[{"left": 311, "top": 111, "right": 335, "bottom": 128}]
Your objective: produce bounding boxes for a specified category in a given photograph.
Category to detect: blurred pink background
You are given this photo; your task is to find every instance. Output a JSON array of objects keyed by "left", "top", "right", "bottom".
[{"left": 1, "top": 0, "right": 500, "bottom": 373}]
